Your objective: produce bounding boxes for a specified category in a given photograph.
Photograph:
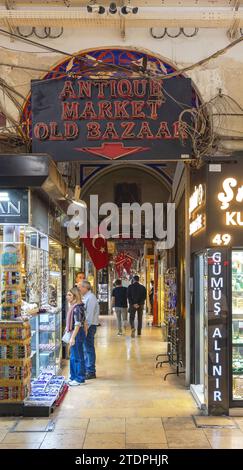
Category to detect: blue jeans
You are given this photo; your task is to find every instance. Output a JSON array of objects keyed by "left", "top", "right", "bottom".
[
  {"left": 83, "top": 325, "right": 97, "bottom": 374},
  {"left": 70, "top": 328, "right": 86, "bottom": 383}
]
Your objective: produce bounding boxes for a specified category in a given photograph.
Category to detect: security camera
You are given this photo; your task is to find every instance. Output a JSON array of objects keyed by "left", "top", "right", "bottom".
[
  {"left": 109, "top": 2, "right": 117, "bottom": 14},
  {"left": 121, "top": 5, "right": 138, "bottom": 15},
  {"left": 87, "top": 4, "right": 106, "bottom": 14}
]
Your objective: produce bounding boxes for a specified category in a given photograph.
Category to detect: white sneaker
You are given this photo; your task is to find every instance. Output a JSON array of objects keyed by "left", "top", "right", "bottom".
[
  {"left": 117, "top": 331, "right": 123, "bottom": 336},
  {"left": 68, "top": 380, "right": 84, "bottom": 386}
]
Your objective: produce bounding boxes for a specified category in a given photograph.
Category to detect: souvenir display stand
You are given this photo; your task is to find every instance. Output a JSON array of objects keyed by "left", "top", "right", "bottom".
[
  {"left": 0, "top": 232, "right": 67, "bottom": 416},
  {"left": 156, "top": 268, "right": 185, "bottom": 380},
  {"left": 97, "top": 267, "right": 109, "bottom": 315},
  {"left": 0, "top": 243, "right": 31, "bottom": 415},
  {"left": 23, "top": 371, "right": 68, "bottom": 417}
]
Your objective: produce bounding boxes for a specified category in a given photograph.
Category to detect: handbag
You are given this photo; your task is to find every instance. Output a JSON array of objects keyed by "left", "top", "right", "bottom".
[{"left": 62, "top": 330, "right": 72, "bottom": 344}]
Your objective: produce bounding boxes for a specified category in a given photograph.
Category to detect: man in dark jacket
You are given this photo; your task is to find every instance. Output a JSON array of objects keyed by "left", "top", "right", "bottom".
[
  {"left": 127, "top": 275, "right": 147, "bottom": 338},
  {"left": 112, "top": 279, "right": 128, "bottom": 336}
]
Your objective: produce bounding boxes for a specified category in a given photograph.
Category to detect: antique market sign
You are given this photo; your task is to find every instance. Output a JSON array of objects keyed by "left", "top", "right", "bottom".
[{"left": 31, "top": 77, "right": 192, "bottom": 162}]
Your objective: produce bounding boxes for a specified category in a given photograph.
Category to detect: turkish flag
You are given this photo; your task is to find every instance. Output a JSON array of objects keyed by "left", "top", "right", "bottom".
[
  {"left": 81, "top": 231, "right": 109, "bottom": 270},
  {"left": 115, "top": 252, "right": 126, "bottom": 277},
  {"left": 115, "top": 251, "right": 133, "bottom": 276}
]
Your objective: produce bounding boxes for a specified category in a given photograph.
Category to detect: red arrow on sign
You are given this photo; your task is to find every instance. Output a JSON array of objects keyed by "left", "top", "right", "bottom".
[{"left": 75, "top": 142, "right": 149, "bottom": 160}]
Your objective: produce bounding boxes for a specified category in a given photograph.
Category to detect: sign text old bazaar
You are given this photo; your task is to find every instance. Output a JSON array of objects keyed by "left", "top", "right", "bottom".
[{"left": 31, "top": 77, "right": 192, "bottom": 162}]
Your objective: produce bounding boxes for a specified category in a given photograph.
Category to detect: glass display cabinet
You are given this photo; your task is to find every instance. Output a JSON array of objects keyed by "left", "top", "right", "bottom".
[
  {"left": 68, "top": 248, "right": 82, "bottom": 290},
  {"left": 30, "top": 315, "right": 39, "bottom": 378},
  {"left": 38, "top": 240, "right": 62, "bottom": 374},
  {"left": 97, "top": 267, "right": 108, "bottom": 315},
  {"left": 38, "top": 308, "right": 61, "bottom": 374},
  {"left": 232, "top": 251, "right": 243, "bottom": 401}
]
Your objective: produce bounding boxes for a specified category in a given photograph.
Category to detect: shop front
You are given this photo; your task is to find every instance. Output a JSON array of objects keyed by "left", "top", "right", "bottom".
[
  {"left": 190, "top": 156, "right": 243, "bottom": 415},
  {"left": 0, "top": 154, "right": 69, "bottom": 415}
]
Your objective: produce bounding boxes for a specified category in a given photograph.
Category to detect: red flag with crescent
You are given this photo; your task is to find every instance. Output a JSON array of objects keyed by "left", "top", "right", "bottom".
[
  {"left": 81, "top": 231, "right": 109, "bottom": 270},
  {"left": 115, "top": 251, "right": 133, "bottom": 276}
]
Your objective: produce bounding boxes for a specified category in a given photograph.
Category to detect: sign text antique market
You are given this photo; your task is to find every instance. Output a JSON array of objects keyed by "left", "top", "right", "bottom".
[{"left": 31, "top": 77, "right": 192, "bottom": 162}]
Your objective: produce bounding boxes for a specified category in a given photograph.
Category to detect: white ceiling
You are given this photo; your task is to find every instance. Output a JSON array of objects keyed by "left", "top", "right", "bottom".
[{"left": 1, "top": 1, "right": 242, "bottom": 8}]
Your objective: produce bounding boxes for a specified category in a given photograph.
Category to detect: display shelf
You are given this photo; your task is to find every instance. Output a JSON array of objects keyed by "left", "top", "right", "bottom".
[
  {"left": 0, "top": 318, "right": 31, "bottom": 403},
  {"left": 232, "top": 272, "right": 243, "bottom": 402},
  {"left": 39, "top": 347, "right": 56, "bottom": 352},
  {"left": 0, "top": 244, "right": 22, "bottom": 321},
  {"left": 3, "top": 285, "right": 23, "bottom": 290},
  {"left": 38, "top": 302, "right": 62, "bottom": 374},
  {"left": 22, "top": 371, "right": 67, "bottom": 416},
  {"left": 0, "top": 399, "right": 25, "bottom": 405},
  {"left": 23, "top": 309, "right": 39, "bottom": 317},
  {"left": 0, "top": 377, "right": 32, "bottom": 386},
  {"left": 0, "top": 337, "right": 31, "bottom": 345},
  {"left": 39, "top": 328, "right": 55, "bottom": 333}
]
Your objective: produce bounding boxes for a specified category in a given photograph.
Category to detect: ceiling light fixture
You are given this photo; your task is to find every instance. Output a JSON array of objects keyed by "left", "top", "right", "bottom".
[
  {"left": 121, "top": 5, "right": 138, "bottom": 15},
  {"left": 109, "top": 2, "right": 117, "bottom": 14},
  {"left": 87, "top": 3, "right": 106, "bottom": 14}
]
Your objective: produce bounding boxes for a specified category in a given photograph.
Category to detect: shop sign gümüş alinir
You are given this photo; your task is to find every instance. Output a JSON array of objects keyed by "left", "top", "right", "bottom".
[{"left": 31, "top": 77, "right": 192, "bottom": 162}]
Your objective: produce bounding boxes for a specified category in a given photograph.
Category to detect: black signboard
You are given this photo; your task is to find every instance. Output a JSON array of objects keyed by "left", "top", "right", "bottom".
[
  {"left": 31, "top": 77, "right": 192, "bottom": 162},
  {"left": 0, "top": 189, "right": 29, "bottom": 225},
  {"left": 207, "top": 248, "right": 229, "bottom": 415},
  {"left": 190, "top": 159, "right": 243, "bottom": 251}
]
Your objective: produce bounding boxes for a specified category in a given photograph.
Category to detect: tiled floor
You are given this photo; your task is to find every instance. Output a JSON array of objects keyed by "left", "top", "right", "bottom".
[{"left": 1, "top": 315, "right": 243, "bottom": 449}]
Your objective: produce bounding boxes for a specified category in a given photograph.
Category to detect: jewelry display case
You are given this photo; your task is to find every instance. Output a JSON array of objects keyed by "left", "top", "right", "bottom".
[
  {"left": 232, "top": 251, "right": 243, "bottom": 400},
  {"left": 38, "top": 240, "right": 62, "bottom": 374},
  {"left": 0, "top": 226, "right": 48, "bottom": 379}
]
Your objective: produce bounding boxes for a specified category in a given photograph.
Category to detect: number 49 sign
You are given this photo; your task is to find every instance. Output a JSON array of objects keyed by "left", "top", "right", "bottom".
[{"left": 212, "top": 233, "right": 231, "bottom": 246}]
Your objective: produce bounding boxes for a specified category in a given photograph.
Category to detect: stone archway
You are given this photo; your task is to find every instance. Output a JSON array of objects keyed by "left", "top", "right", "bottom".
[{"left": 80, "top": 162, "right": 172, "bottom": 203}]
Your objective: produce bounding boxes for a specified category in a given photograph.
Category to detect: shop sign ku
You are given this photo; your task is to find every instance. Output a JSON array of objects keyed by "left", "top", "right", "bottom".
[
  {"left": 31, "top": 77, "right": 192, "bottom": 162},
  {"left": 218, "top": 177, "right": 243, "bottom": 226}
]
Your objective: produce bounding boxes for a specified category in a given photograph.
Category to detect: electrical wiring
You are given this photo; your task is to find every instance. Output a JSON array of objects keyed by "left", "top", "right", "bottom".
[
  {"left": 0, "top": 63, "right": 51, "bottom": 73},
  {"left": 0, "top": 28, "right": 72, "bottom": 56},
  {"left": 0, "top": 44, "right": 60, "bottom": 54},
  {"left": 0, "top": 28, "right": 143, "bottom": 78},
  {"left": 0, "top": 78, "right": 26, "bottom": 101},
  {"left": 162, "top": 87, "right": 190, "bottom": 110},
  {"left": 0, "top": 27, "right": 243, "bottom": 156},
  {"left": 178, "top": 92, "right": 243, "bottom": 161},
  {"left": 1, "top": 27, "right": 243, "bottom": 81}
]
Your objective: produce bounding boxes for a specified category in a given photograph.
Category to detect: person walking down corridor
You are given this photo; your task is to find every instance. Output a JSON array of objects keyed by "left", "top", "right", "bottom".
[
  {"left": 79, "top": 280, "right": 99, "bottom": 379},
  {"left": 149, "top": 280, "right": 154, "bottom": 315},
  {"left": 112, "top": 279, "right": 128, "bottom": 336},
  {"left": 65, "top": 287, "right": 87, "bottom": 386},
  {"left": 128, "top": 275, "right": 147, "bottom": 338}
]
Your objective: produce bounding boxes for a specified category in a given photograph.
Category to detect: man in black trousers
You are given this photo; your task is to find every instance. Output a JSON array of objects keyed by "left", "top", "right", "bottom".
[{"left": 128, "top": 275, "right": 147, "bottom": 338}]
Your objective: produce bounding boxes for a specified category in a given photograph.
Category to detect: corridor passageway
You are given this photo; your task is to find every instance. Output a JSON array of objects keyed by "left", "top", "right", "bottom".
[
  {"left": 58, "top": 315, "right": 198, "bottom": 420},
  {"left": 1, "top": 316, "right": 243, "bottom": 449}
]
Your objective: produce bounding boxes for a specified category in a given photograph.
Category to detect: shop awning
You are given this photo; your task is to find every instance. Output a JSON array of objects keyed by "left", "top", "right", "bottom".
[{"left": 0, "top": 154, "right": 68, "bottom": 203}]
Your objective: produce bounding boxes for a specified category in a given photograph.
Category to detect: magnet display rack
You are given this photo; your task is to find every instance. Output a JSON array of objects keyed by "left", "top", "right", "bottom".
[
  {"left": 0, "top": 244, "right": 31, "bottom": 415},
  {"left": 155, "top": 268, "right": 185, "bottom": 380}
]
